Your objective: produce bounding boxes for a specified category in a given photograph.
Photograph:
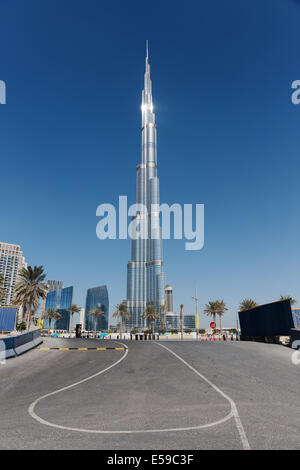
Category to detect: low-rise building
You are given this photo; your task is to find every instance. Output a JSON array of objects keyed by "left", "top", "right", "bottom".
[{"left": 183, "top": 315, "right": 196, "bottom": 329}]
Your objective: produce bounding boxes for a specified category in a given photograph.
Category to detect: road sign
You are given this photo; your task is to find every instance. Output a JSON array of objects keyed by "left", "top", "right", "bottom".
[{"left": 210, "top": 321, "right": 216, "bottom": 329}]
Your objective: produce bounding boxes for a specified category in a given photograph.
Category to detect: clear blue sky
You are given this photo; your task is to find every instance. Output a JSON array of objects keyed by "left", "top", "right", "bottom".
[{"left": 1, "top": 0, "right": 299, "bottom": 327}]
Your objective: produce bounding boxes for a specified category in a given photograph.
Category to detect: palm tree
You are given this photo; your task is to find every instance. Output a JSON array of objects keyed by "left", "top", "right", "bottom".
[
  {"left": 279, "top": 295, "right": 296, "bottom": 306},
  {"left": 204, "top": 301, "right": 218, "bottom": 324},
  {"left": 239, "top": 299, "right": 258, "bottom": 312},
  {"left": 143, "top": 305, "right": 159, "bottom": 333},
  {"left": 89, "top": 307, "right": 105, "bottom": 337},
  {"left": 180, "top": 304, "right": 184, "bottom": 340},
  {"left": 113, "top": 303, "right": 130, "bottom": 340},
  {"left": 31, "top": 308, "right": 38, "bottom": 327},
  {"left": 42, "top": 308, "right": 61, "bottom": 336},
  {"left": 0, "top": 273, "right": 6, "bottom": 305},
  {"left": 160, "top": 304, "right": 166, "bottom": 334},
  {"left": 13, "top": 266, "right": 48, "bottom": 331},
  {"left": 215, "top": 300, "right": 228, "bottom": 332},
  {"left": 68, "top": 304, "right": 81, "bottom": 337}
]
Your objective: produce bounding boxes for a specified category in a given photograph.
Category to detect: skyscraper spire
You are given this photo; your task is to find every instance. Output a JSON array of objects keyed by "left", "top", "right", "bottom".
[
  {"left": 142, "top": 40, "right": 154, "bottom": 130},
  {"left": 126, "top": 44, "right": 165, "bottom": 330}
]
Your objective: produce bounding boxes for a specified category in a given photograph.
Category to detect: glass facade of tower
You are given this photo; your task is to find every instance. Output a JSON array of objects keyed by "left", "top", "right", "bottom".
[
  {"left": 85, "top": 285, "right": 109, "bottom": 331},
  {"left": 126, "top": 45, "right": 166, "bottom": 330},
  {"left": 43, "top": 286, "right": 73, "bottom": 330},
  {"left": 184, "top": 315, "right": 196, "bottom": 329}
]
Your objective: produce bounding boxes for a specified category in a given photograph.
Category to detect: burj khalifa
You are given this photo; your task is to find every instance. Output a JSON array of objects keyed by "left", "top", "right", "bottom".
[{"left": 126, "top": 42, "right": 165, "bottom": 329}]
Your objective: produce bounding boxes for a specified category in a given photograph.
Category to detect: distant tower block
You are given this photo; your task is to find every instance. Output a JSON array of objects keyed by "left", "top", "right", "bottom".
[
  {"left": 165, "top": 285, "right": 173, "bottom": 313},
  {"left": 0, "top": 242, "right": 27, "bottom": 306}
]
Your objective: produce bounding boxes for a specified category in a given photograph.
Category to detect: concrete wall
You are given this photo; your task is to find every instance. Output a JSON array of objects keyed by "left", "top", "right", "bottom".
[{"left": 0, "top": 329, "right": 42, "bottom": 360}]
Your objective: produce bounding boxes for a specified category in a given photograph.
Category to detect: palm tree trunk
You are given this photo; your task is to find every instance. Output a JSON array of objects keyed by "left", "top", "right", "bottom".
[
  {"left": 26, "top": 306, "right": 31, "bottom": 331},
  {"left": 22, "top": 304, "right": 27, "bottom": 322},
  {"left": 219, "top": 315, "right": 222, "bottom": 333},
  {"left": 120, "top": 315, "right": 122, "bottom": 340},
  {"left": 69, "top": 312, "right": 73, "bottom": 337},
  {"left": 180, "top": 306, "right": 183, "bottom": 340},
  {"left": 48, "top": 318, "right": 51, "bottom": 337},
  {"left": 162, "top": 311, "right": 165, "bottom": 334},
  {"left": 94, "top": 317, "right": 97, "bottom": 337}
]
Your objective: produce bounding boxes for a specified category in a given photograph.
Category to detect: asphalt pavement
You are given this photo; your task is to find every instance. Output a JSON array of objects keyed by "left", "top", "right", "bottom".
[{"left": 0, "top": 337, "right": 299, "bottom": 449}]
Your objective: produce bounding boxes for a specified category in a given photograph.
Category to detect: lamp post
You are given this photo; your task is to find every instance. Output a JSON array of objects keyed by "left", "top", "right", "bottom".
[{"left": 192, "top": 287, "right": 199, "bottom": 335}]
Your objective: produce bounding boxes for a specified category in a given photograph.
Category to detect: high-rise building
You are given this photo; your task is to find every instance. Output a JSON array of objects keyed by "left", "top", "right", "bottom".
[
  {"left": 43, "top": 285, "right": 73, "bottom": 330},
  {"left": 0, "top": 242, "right": 27, "bottom": 305},
  {"left": 126, "top": 43, "right": 166, "bottom": 330},
  {"left": 165, "top": 285, "right": 173, "bottom": 313},
  {"left": 40, "top": 280, "right": 64, "bottom": 316},
  {"left": 48, "top": 280, "right": 63, "bottom": 292},
  {"left": 85, "top": 285, "right": 109, "bottom": 331}
]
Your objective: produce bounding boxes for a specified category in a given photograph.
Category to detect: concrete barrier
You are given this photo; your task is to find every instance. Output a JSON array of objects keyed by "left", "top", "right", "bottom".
[
  {"left": 290, "top": 328, "right": 300, "bottom": 349},
  {"left": 0, "top": 329, "right": 42, "bottom": 359}
]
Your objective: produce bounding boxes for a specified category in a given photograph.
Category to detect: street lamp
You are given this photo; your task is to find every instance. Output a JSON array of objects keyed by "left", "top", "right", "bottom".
[{"left": 192, "top": 287, "right": 200, "bottom": 334}]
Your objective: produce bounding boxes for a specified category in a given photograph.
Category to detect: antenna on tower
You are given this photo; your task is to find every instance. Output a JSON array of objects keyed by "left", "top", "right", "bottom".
[{"left": 146, "top": 40, "right": 149, "bottom": 59}]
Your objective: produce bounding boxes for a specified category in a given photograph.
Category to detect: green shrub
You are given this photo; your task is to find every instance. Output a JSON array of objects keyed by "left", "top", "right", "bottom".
[{"left": 16, "top": 322, "right": 26, "bottom": 331}]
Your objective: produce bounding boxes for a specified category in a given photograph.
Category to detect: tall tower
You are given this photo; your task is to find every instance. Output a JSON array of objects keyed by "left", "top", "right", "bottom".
[
  {"left": 0, "top": 242, "right": 27, "bottom": 305},
  {"left": 165, "top": 285, "right": 173, "bottom": 313},
  {"left": 126, "top": 42, "right": 165, "bottom": 330}
]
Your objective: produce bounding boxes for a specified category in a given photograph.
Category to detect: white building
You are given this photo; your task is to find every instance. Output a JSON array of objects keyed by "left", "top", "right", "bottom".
[
  {"left": 0, "top": 242, "right": 27, "bottom": 305},
  {"left": 79, "top": 307, "right": 85, "bottom": 327}
]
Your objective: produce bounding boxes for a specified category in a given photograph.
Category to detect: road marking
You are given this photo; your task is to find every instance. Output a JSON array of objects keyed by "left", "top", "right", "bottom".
[
  {"left": 37, "top": 347, "right": 124, "bottom": 351},
  {"left": 28, "top": 342, "right": 234, "bottom": 435},
  {"left": 156, "top": 343, "right": 251, "bottom": 450}
]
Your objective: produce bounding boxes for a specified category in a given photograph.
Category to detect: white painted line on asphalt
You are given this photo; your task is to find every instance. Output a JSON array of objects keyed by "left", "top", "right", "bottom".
[
  {"left": 28, "top": 341, "right": 234, "bottom": 434},
  {"left": 156, "top": 343, "right": 251, "bottom": 450}
]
